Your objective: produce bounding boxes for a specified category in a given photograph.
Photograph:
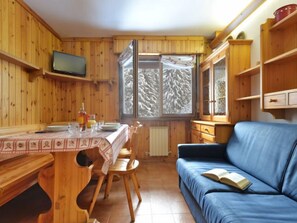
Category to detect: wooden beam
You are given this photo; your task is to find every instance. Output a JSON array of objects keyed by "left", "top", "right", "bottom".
[{"left": 210, "top": 0, "right": 266, "bottom": 49}]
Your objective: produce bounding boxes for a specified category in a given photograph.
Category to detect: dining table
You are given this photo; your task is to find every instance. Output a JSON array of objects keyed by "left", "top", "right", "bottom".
[{"left": 0, "top": 124, "right": 129, "bottom": 223}]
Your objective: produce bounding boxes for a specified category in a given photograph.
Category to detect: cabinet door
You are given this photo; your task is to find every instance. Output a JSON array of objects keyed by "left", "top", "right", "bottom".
[
  {"left": 213, "top": 57, "right": 227, "bottom": 116},
  {"left": 201, "top": 65, "right": 212, "bottom": 120}
]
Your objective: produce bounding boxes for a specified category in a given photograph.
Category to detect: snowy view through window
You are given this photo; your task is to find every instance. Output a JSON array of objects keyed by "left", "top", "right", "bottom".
[{"left": 122, "top": 60, "right": 193, "bottom": 118}]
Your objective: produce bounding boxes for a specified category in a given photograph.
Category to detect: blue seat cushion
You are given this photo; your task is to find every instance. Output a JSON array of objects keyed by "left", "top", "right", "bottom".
[
  {"left": 202, "top": 193, "right": 297, "bottom": 223},
  {"left": 176, "top": 158, "right": 278, "bottom": 205},
  {"left": 227, "top": 122, "right": 297, "bottom": 190}
]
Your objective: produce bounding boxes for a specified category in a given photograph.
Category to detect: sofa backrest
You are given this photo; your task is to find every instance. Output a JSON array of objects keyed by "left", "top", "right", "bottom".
[
  {"left": 282, "top": 144, "right": 297, "bottom": 201},
  {"left": 226, "top": 121, "right": 297, "bottom": 191}
]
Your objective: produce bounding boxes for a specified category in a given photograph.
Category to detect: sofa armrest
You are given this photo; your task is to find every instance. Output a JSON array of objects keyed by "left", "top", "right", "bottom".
[{"left": 178, "top": 143, "right": 227, "bottom": 159}]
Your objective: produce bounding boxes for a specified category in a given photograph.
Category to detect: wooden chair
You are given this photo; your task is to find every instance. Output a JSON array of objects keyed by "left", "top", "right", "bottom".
[
  {"left": 118, "top": 121, "right": 142, "bottom": 159},
  {"left": 88, "top": 122, "right": 142, "bottom": 218},
  {"left": 104, "top": 131, "right": 142, "bottom": 222},
  {"left": 85, "top": 149, "right": 106, "bottom": 215}
]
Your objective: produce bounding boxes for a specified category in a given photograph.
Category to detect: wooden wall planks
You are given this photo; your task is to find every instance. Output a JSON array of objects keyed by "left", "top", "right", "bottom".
[
  {"left": 113, "top": 35, "right": 208, "bottom": 54},
  {"left": 0, "top": 0, "right": 62, "bottom": 126},
  {"left": 61, "top": 38, "right": 120, "bottom": 123}
]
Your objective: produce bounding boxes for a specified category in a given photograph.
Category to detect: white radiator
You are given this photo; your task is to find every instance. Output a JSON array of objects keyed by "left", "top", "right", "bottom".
[{"left": 149, "top": 126, "right": 169, "bottom": 156}]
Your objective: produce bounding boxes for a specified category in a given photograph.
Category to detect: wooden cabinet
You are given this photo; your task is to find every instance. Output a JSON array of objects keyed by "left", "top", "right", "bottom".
[
  {"left": 200, "top": 40, "right": 252, "bottom": 123},
  {"left": 191, "top": 120, "right": 233, "bottom": 144},
  {"left": 260, "top": 11, "right": 297, "bottom": 118}
]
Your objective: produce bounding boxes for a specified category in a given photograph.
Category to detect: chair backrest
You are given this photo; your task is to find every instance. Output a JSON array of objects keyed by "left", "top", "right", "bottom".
[
  {"left": 127, "top": 132, "right": 138, "bottom": 169},
  {"left": 125, "top": 121, "right": 142, "bottom": 150}
]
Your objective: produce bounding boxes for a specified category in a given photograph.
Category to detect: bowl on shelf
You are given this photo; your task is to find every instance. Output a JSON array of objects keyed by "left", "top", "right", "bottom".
[{"left": 274, "top": 4, "right": 297, "bottom": 22}]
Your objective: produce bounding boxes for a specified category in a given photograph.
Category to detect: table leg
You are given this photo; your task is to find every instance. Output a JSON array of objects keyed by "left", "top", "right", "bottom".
[{"left": 38, "top": 151, "right": 92, "bottom": 223}]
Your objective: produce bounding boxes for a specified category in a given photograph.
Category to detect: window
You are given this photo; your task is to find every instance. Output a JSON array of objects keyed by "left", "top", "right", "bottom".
[{"left": 119, "top": 42, "right": 197, "bottom": 120}]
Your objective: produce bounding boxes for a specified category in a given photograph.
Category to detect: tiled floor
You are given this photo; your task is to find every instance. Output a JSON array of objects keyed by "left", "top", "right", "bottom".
[{"left": 0, "top": 160, "right": 195, "bottom": 223}]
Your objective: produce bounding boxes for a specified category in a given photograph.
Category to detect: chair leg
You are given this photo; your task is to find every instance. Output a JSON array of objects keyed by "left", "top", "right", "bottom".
[
  {"left": 89, "top": 175, "right": 105, "bottom": 215},
  {"left": 104, "top": 173, "right": 114, "bottom": 199},
  {"left": 131, "top": 172, "right": 142, "bottom": 202},
  {"left": 134, "top": 172, "right": 140, "bottom": 188},
  {"left": 123, "top": 175, "right": 135, "bottom": 222}
]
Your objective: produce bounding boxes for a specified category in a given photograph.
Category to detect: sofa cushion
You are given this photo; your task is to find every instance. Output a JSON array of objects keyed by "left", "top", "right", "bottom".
[
  {"left": 202, "top": 193, "right": 297, "bottom": 223},
  {"left": 176, "top": 158, "right": 278, "bottom": 205},
  {"left": 227, "top": 121, "right": 297, "bottom": 191},
  {"left": 282, "top": 144, "right": 297, "bottom": 201}
]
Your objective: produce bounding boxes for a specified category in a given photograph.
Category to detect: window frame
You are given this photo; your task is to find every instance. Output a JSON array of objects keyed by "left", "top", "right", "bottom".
[{"left": 119, "top": 42, "right": 198, "bottom": 121}]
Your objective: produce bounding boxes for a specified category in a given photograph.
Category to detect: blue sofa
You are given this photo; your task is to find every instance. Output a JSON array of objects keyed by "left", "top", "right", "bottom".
[{"left": 177, "top": 121, "right": 297, "bottom": 223}]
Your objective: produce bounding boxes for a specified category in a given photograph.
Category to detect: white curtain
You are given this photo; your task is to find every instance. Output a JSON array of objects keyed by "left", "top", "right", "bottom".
[{"left": 161, "top": 55, "right": 196, "bottom": 69}]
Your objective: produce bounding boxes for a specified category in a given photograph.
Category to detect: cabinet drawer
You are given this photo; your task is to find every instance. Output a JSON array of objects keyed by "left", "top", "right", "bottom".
[
  {"left": 191, "top": 123, "right": 200, "bottom": 131},
  {"left": 200, "top": 125, "right": 215, "bottom": 135},
  {"left": 201, "top": 132, "right": 215, "bottom": 143},
  {"left": 264, "top": 93, "right": 286, "bottom": 108},
  {"left": 191, "top": 130, "right": 202, "bottom": 143},
  {"left": 288, "top": 91, "right": 297, "bottom": 106}
]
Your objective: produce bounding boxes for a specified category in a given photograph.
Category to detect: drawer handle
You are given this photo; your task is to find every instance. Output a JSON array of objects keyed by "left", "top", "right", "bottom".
[
  {"left": 269, "top": 99, "right": 278, "bottom": 103},
  {"left": 204, "top": 128, "right": 209, "bottom": 132}
]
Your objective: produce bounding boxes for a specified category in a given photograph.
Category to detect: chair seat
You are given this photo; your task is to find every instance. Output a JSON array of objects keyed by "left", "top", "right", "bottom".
[
  {"left": 118, "top": 148, "right": 132, "bottom": 158},
  {"left": 109, "top": 158, "right": 139, "bottom": 174}
]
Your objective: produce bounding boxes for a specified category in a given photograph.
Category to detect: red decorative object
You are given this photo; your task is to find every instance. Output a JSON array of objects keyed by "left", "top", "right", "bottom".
[{"left": 274, "top": 4, "right": 297, "bottom": 22}]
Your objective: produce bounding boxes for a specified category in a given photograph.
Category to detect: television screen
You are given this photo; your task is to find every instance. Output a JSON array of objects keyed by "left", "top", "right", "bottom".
[{"left": 52, "top": 51, "right": 86, "bottom": 77}]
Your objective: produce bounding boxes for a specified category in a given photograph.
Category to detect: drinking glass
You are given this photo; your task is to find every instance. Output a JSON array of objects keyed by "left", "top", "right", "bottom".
[
  {"left": 68, "top": 122, "right": 80, "bottom": 135},
  {"left": 97, "top": 120, "right": 104, "bottom": 130}
]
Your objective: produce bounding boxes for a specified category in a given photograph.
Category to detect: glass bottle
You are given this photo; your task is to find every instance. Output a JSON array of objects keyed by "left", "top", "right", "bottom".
[
  {"left": 87, "top": 114, "right": 96, "bottom": 128},
  {"left": 77, "top": 103, "right": 87, "bottom": 131}
]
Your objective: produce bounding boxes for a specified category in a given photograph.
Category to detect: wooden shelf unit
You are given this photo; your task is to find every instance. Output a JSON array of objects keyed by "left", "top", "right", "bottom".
[
  {"left": 235, "top": 64, "right": 260, "bottom": 77},
  {"left": 29, "top": 69, "right": 93, "bottom": 83},
  {"left": 236, "top": 95, "right": 260, "bottom": 101},
  {"left": 260, "top": 11, "right": 297, "bottom": 118},
  {"left": 270, "top": 10, "right": 297, "bottom": 31},
  {"left": 264, "top": 48, "right": 297, "bottom": 65},
  {"left": 235, "top": 64, "right": 260, "bottom": 101},
  {"left": 0, "top": 50, "right": 39, "bottom": 72}
]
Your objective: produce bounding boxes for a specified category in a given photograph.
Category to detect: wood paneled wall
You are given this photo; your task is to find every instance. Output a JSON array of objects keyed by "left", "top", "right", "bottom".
[
  {"left": 0, "top": 0, "right": 62, "bottom": 126},
  {"left": 113, "top": 35, "right": 208, "bottom": 54},
  {"left": 1, "top": 0, "right": 207, "bottom": 158},
  {"left": 61, "top": 38, "right": 120, "bottom": 123}
]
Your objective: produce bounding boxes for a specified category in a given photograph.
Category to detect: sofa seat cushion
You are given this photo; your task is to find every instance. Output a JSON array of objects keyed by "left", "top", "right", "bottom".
[
  {"left": 177, "top": 158, "right": 278, "bottom": 205},
  {"left": 202, "top": 193, "right": 297, "bottom": 223}
]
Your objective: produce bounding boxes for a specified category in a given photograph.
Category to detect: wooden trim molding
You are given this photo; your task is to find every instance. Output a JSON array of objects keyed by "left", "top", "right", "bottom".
[
  {"left": 16, "top": 0, "right": 61, "bottom": 40},
  {"left": 210, "top": 0, "right": 266, "bottom": 49}
]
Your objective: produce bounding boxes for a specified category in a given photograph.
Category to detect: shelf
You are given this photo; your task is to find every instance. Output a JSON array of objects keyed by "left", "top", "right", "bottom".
[
  {"left": 29, "top": 68, "right": 93, "bottom": 82},
  {"left": 270, "top": 10, "right": 297, "bottom": 31},
  {"left": 264, "top": 48, "right": 297, "bottom": 64},
  {"left": 235, "top": 64, "right": 260, "bottom": 77},
  {"left": 236, "top": 95, "right": 260, "bottom": 101},
  {"left": 0, "top": 50, "right": 40, "bottom": 71}
]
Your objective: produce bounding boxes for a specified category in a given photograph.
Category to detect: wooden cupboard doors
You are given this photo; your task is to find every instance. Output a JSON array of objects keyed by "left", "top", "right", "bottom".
[
  {"left": 200, "top": 49, "right": 228, "bottom": 122},
  {"left": 213, "top": 57, "right": 227, "bottom": 117},
  {"left": 200, "top": 63, "right": 212, "bottom": 121}
]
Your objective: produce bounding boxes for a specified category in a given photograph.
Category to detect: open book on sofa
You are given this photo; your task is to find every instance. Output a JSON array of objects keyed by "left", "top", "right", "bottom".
[{"left": 202, "top": 168, "right": 252, "bottom": 190}]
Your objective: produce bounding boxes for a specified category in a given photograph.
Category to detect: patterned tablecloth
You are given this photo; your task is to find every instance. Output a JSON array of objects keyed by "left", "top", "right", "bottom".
[{"left": 0, "top": 124, "right": 129, "bottom": 174}]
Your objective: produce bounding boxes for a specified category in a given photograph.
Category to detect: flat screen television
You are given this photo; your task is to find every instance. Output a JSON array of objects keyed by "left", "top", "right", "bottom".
[{"left": 52, "top": 51, "right": 86, "bottom": 77}]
